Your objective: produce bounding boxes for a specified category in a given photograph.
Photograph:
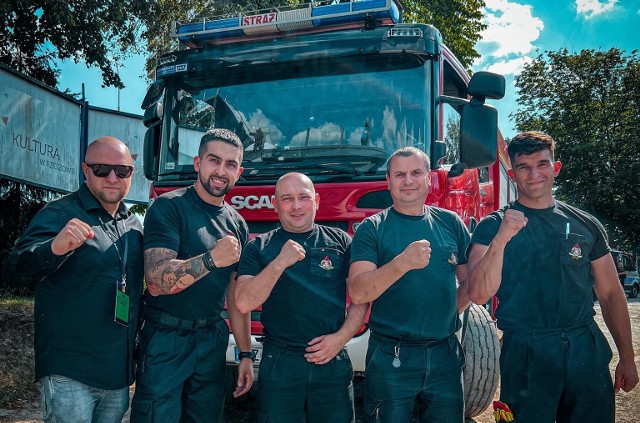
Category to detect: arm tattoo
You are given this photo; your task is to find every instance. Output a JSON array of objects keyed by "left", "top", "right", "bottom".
[{"left": 144, "top": 248, "right": 210, "bottom": 296}]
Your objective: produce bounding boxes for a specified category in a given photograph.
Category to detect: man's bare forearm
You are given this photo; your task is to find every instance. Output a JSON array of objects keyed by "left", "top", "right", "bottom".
[{"left": 144, "top": 247, "right": 209, "bottom": 296}]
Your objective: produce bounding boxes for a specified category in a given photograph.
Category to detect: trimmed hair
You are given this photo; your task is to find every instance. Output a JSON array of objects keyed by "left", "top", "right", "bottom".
[
  {"left": 198, "top": 128, "right": 243, "bottom": 158},
  {"left": 508, "top": 131, "right": 556, "bottom": 163},
  {"left": 387, "top": 147, "right": 430, "bottom": 175}
]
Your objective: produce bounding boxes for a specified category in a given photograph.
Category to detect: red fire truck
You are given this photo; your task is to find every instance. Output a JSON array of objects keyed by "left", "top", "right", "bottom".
[{"left": 140, "top": 0, "right": 513, "bottom": 417}]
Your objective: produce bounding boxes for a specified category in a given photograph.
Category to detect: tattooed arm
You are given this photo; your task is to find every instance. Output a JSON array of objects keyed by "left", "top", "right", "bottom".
[
  {"left": 144, "top": 234, "right": 241, "bottom": 296},
  {"left": 144, "top": 248, "right": 208, "bottom": 296}
]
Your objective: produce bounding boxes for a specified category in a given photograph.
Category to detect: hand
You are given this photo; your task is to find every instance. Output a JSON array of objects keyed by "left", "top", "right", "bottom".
[
  {"left": 210, "top": 234, "right": 241, "bottom": 268},
  {"left": 400, "top": 240, "right": 431, "bottom": 271},
  {"left": 51, "top": 218, "right": 94, "bottom": 256},
  {"left": 495, "top": 209, "right": 528, "bottom": 246},
  {"left": 304, "top": 333, "right": 344, "bottom": 365},
  {"left": 614, "top": 358, "right": 639, "bottom": 393},
  {"left": 277, "top": 240, "right": 306, "bottom": 268},
  {"left": 233, "top": 358, "right": 254, "bottom": 398}
]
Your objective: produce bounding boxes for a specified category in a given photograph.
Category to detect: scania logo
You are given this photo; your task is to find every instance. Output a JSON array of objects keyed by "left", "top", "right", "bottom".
[{"left": 230, "top": 195, "right": 275, "bottom": 210}]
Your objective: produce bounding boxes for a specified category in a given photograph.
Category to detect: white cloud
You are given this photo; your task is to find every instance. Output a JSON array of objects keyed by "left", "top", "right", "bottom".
[
  {"left": 476, "top": 0, "right": 543, "bottom": 73},
  {"left": 575, "top": 0, "right": 617, "bottom": 19},
  {"left": 483, "top": 56, "right": 533, "bottom": 76}
]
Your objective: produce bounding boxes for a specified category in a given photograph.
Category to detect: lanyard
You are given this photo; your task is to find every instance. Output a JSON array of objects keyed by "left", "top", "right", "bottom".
[{"left": 98, "top": 214, "right": 129, "bottom": 293}]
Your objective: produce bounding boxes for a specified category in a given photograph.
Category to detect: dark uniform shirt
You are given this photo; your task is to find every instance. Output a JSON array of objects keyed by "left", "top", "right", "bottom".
[
  {"left": 350, "top": 206, "right": 470, "bottom": 341},
  {"left": 142, "top": 185, "right": 248, "bottom": 320},
  {"left": 237, "top": 224, "right": 351, "bottom": 347},
  {"left": 4, "top": 183, "right": 144, "bottom": 390},
  {"left": 470, "top": 200, "right": 610, "bottom": 330}
]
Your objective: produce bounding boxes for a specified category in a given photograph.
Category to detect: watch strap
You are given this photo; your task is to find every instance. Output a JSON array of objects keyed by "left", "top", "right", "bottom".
[{"left": 238, "top": 351, "right": 256, "bottom": 362}]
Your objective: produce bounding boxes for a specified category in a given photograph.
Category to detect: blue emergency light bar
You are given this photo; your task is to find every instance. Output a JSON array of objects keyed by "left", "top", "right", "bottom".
[{"left": 173, "top": 0, "right": 403, "bottom": 47}]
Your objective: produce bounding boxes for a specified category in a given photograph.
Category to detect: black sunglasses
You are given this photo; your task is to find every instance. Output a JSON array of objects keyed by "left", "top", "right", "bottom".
[{"left": 86, "top": 163, "right": 134, "bottom": 178}]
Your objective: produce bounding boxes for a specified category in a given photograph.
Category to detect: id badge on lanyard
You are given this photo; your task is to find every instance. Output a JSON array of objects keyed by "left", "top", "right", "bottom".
[{"left": 113, "top": 230, "right": 130, "bottom": 327}]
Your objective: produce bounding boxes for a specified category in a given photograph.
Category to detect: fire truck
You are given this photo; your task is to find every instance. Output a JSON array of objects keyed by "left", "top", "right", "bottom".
[{"left": 140, "top": 0, "right": 512, "bottom": 417}]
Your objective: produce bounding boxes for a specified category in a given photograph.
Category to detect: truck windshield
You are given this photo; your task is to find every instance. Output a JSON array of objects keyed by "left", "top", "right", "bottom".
[{"left": 159, "top": 63, "right": 431, "bottom": 182}]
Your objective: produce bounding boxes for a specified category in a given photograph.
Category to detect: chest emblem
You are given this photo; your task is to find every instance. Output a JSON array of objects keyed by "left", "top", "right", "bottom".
[
  {"left": 448, "top": 252, "right": 458, "bottom": 265},
  {"left": 319, "top": 256, "right": 334, "bottom": 271},
  {"left": 569, "top": 243, "right": 583, "bottom": 260}
]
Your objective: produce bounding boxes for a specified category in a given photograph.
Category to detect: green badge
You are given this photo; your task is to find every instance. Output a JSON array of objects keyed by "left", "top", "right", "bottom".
[{"left": 114, "top": 289, "right": 130, "bottom": 326}]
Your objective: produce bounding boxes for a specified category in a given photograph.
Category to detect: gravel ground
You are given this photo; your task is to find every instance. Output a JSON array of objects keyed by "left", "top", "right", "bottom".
[{"left": 2, "top": 298, "right": 639, "bottom": 423}]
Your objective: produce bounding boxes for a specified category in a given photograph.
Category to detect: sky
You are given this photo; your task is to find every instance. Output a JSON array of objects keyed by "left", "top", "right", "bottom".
[{"left": 54, "top": 0, "right": 640, "bottom": 140}]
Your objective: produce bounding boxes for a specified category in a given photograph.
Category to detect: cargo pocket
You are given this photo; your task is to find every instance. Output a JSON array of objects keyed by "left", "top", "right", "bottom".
[
  {"left": 363, "top": 399, "right": 383, "bottom": 423},
  {"left": 130, "top": 396, "right": 155, "bottom": 422}
]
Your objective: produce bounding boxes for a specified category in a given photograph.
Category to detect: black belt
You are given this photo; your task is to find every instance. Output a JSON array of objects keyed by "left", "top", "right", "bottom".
[
  {"left": 263, "top": 339, "right": 309, "bottom": 355},
  {"left": 371, "top": 332, "right": 454, "bottom": 348},
  {"left": 144, "top": 308, "right": 220, "bottom": 330}
]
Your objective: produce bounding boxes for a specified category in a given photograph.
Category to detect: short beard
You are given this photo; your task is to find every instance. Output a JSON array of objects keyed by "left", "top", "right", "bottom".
[{"left": 200, "top": 173, "right": 232, "bottom": 198}]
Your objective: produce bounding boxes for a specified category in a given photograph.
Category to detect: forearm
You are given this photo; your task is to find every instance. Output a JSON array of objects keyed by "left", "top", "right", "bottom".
[
  {"left": 334, "top": 302, "right": 369, "bottom": 344},
  {"left": 144, "top": 248, "right": 209, "bottom": 296},
  {"left": 467, "top": 241, "right": 506, "bottom": 304},
  {"left": 227, "top": 277, "right": 252, "bottom": 351},
  {"left": 234, "top": 260, "right": 287, "bottom": 314},
  {"left": 600, "top": 291, "right": 635, "bottom": 362},
  {"left": 456, "top": 280, "right": 471, "bottom": 313},
  {"left": 348, "top": 257, "right": 408, "bottom": 304}
]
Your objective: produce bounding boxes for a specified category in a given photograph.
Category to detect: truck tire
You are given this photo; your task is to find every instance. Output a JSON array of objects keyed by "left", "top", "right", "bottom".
[
  {"left": 463, "top": 303, "right": 500, "bottom": 418},
  {"left": 630, "top": 284, "right": 639, "bottom": 299}
]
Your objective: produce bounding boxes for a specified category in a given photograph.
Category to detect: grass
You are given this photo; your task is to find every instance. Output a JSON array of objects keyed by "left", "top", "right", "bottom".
[{"left": 0, "top": 292, "right": 39, "bottom": 409}]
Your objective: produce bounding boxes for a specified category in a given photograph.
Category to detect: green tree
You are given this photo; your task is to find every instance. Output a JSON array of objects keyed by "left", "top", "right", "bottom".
[
  {"left": 0, "top": 0, "right": 152, "bottom": 89},
  {"left": 512, "top": 48, "right": 640, "bottom": 249},
  {"left": 402, "top": 0, "right": 486, "bottom": 70}
]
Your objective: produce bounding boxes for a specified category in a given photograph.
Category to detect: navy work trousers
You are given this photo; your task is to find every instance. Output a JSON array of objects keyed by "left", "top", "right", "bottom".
[
  {"left": 257, "top": 342, "right": 355, "bottom": 423},
  {"left": 363, "top": 334, "right": 465, "bottom": 422}
]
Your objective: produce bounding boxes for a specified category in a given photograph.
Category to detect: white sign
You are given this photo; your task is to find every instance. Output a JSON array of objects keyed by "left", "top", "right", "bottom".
[{"left": 0, "top": 68, "right": 81, "bottom": 192}]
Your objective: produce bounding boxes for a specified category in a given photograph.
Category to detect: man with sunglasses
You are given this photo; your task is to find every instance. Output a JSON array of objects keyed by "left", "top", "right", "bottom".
[
  {"left": 4, "top": 136, "right": 144, "bottom": 423},
  {"left": 131, "top": 128, "right": 252, "bottom": 422}
]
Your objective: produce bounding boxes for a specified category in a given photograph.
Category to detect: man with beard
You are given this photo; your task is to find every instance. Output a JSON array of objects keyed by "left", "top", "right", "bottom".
[
  {"left": 130, "top": 128, "right": 253, "bottom": 422},
  {"left": 4, "top": 137, "right": 144, "bottom": 422}
]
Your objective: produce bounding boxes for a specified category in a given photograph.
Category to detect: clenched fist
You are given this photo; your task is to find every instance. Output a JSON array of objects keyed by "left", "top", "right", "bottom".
[
  {"left": 210, "top": 234, "right": 241, "bottom": 268},
  {"left": 51, "top": 218, "right": 94, "bottom": 256},
  {"left": 401, "top": 239, "right": 432, "bottom": 271},
  {"left": 277, "top": 239, "right": 306, "bottom": 268},
  {"left": 495, "top": 209, "right": 528, "bottom": 246}
]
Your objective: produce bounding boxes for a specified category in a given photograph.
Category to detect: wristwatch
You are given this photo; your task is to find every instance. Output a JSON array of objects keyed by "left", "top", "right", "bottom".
[{"left": 238, "top": 351, "right": 256, "bottom": 362}]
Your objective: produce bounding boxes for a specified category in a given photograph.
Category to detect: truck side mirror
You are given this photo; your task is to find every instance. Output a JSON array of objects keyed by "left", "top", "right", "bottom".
[
  {"left": 459, "top": 101, "right": 499, "bottom": 169},
  {"left": 459, "top": 71, "right": 505, "bottom": 169}
]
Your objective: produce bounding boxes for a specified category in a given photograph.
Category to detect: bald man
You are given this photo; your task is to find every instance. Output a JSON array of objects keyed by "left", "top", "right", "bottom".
[
  {"left": 4, "top": 136, "right": 144, "bottom": 423},
  {"left": 234, "top": 172, "right": 367, "bottom": 423}
]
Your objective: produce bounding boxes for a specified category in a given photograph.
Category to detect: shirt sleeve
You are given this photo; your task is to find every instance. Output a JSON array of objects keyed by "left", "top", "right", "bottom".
[
  {"left": 143, "top": 196, "right": 182, "bottom": 252},
  {"left": 349, "top": 218, "right": 378, "bottom": 265},
  {"left": 236, "top": 238, "right": 262, "bottom": 278},
  {"left": 587, "top": 214, "right": 610, "bottom": 261},
  {"left": 3, "top": 205, "right": 73, "bottom": 288},
  {"left": 451, "top": 213, "right": 471, "bottom": 265},
  {"left": 466, "top": 212, "right": 502, "bottom": 258}
]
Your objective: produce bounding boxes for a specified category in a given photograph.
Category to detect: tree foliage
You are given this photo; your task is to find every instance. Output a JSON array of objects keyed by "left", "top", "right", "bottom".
[
  {"left": 1, "top": 0, "right": 152, "bottom": 89},
  {"left": 0, "top": 179, "right": 55, "bottom": 290},
  {"left": 401, "top": 0, "right": 486, "bottom": 70},
  {"left": 512, "top": 48, "right": 640, "bottom": 250}
]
